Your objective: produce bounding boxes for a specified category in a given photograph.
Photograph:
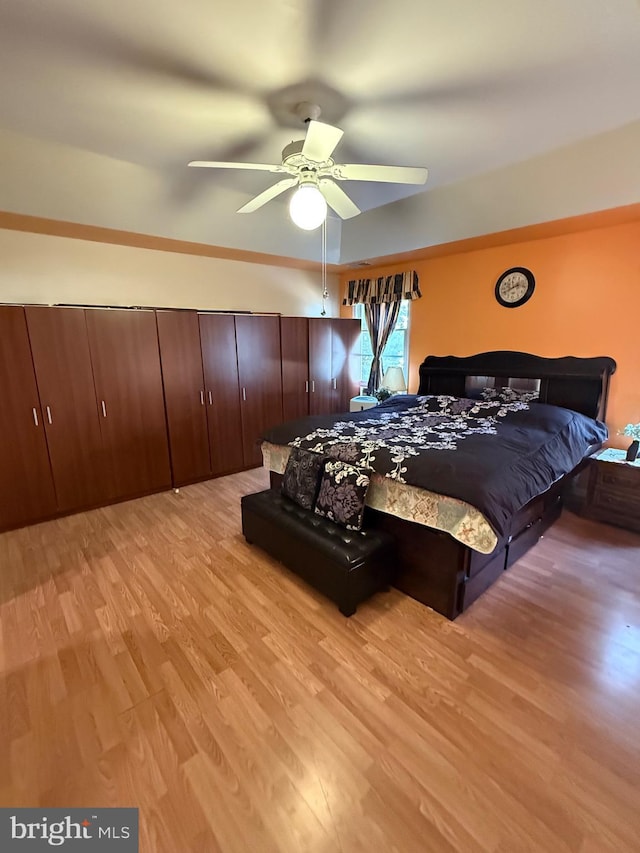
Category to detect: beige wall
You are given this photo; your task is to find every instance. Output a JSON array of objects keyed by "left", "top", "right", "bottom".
[
  {"left": 0, "top": 128, "right": 343, "bottom": 264},
  {"left": 0, "top": 229, "right": 340, "bottom": 316}
]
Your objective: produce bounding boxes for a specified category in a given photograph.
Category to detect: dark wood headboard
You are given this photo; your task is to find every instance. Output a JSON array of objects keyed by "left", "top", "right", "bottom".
[{"left": 417, "top": 351, "right": 616, "bottom": 421}]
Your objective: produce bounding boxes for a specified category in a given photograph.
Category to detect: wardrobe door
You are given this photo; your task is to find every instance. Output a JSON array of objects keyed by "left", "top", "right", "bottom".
[
  {"left": 198, "top": 314, "right": 244, "bottom": 475},
  {"left": 280, "top": 317, "right": 309, "bottom": 422},
  {"left": 308, "top": 318, "right": 333, "bottom": 415},
  {"left": 157, "top": 311, "right": 211, "bottom": 486},
  {"left": 0, "top": 307, "right": 57, "bottom": 530},
  {"left": 235, "top": 315, "right": 284, "bottom": 467},
  {"left": 86, "top": 309, "right": 171, "bottom": 499},
  {"left": 25, "top": 307, "right": 110, "bottom": 512},
  {"left": 331, "top": 318, "right": 361, "bottom": 413}
]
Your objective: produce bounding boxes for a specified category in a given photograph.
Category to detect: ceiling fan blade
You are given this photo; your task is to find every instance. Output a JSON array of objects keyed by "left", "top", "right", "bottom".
[
  {"left": 236, "top": 178, "right": 299, "bottom": 214},
  {"left": 318, "top": 180, "right": 361, "bottom": 220},
  {"left": 188, "top": 160, "right": 291, "bottom": 174},
  {"left": 333, "top": 164, "right": 428, "bottom": 185},
  {"left": 301, "top": 121, "right": 344, "bottom": 162}
]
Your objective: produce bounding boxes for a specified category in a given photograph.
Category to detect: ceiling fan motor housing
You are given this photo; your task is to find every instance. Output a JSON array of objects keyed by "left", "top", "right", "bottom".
[
  {"left": 282, "top": 139, "right": 333, "bottom": 175},
  {"left": 281, "top": 140, "right": 305, "bottom": 161}
]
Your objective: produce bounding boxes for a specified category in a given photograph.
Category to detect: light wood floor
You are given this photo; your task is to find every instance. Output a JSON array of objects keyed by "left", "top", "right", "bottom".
[{"left": 1, "top": 469, "right": 639, "bottom": 852}]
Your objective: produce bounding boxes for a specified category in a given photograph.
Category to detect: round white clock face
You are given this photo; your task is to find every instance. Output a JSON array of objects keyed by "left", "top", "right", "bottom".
[
  {"left": 499, "top": 272, "right": 529, "bottom": 302},
  {"left": 495, "top": 267, "right": 535, "bottom": 307}
]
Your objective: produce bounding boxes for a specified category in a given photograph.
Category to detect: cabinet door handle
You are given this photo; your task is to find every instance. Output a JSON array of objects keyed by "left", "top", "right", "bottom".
[
  {"left": 208, "top": 391, "right": 213, "bottom": 405},
  {"left": 311, "top": 380, "right": 315, "bottom": 393},
  {"left": 32, "top": 407, "right": 39, "bottom": 427},
  {"left": 332, "top": 378, "right": 337, "bottom": 390},
  {"left": 200, "top": 390, "right": 205, "bottom": 405},
  {"left": 305, "top": 380, "right": 309, "bottom": 393},
  {"left": 242, "top": 387, "right": 246, "bottom": 401},
  {"left": 46, "top": 406, "right": 53, "bottom": 424},
  {"left": 101, "top": 400, "right": 107, "bottom": 418}
]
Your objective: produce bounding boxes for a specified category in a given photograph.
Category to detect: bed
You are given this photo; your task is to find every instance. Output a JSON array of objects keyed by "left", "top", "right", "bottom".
[{"left": 262, "top": 351, "right": 616, "bottom": 619}]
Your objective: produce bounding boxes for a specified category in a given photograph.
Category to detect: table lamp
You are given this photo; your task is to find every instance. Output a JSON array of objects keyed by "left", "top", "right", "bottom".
[{"left": 381, "top": 366, "right": 407, "bottom": 394}]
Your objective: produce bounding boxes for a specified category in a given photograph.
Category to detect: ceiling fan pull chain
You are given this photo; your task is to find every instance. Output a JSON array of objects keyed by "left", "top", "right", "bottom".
[{"left": 320, "top": 219, "right": 328, "bottom": 317}]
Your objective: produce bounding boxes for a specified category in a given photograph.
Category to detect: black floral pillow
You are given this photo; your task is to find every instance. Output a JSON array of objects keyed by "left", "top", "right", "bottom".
[
  {"left": 481, "top": 386, "right": 539, "bottom": 403},
  {"left": 314, "top": 460, "right": 371, "bottom": 531},
  {"left": 281, "top": 447, "right": 326, "bottom": 510}
]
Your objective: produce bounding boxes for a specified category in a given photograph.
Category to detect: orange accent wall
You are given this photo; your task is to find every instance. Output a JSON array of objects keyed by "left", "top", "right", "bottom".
[{"left": 341, "top": 214, "right": 640, "bottom": 447}]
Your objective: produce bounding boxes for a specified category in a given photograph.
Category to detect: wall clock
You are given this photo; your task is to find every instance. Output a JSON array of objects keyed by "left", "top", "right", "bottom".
[{"left": 495, "top": 267, "right": 535, "bottom": 308}]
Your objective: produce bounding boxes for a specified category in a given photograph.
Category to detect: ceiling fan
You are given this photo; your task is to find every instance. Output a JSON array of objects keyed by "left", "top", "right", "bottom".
[{"left": 188, "top": 102, "right": 428, "bottom": 230}]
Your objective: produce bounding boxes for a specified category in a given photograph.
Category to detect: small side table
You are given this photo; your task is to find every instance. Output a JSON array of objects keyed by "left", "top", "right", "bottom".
[{"left": 584, "top": 448, "right": 640, "bottom": 534}]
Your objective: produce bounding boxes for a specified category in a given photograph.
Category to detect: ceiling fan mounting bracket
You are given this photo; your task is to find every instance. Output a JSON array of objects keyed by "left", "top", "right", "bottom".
[{"left": 294, "top": 101, "right": 322, "bottom": 124}]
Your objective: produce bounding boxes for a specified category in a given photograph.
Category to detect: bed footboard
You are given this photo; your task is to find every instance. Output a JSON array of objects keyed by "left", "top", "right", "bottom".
[{"left": 269, "top": 470, "right": 568, "bottom": 619}]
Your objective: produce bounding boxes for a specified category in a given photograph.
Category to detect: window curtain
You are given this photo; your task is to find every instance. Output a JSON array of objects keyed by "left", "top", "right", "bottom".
[
  {"left": 363, "top": 301, "right": 401, "bottom": 394},
  {"left": 342, "top": 270, "right": 420, "bottom": 394},
  {"left": 342, "top": 270, "right": 421, "bottom": 307}
]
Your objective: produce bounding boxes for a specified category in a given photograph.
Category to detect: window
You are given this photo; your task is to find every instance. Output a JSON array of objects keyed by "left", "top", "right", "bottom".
[{"left": 354, "top": 300, "right": 410, "bottom": 390}]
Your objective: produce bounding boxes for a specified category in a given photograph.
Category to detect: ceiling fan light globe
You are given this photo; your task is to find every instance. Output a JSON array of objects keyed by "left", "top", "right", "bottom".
[{"left": 289, "top": 185, "right": 327, "bottom": 230}]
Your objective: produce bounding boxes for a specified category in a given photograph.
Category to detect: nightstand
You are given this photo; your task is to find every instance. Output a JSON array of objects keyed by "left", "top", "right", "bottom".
[
  {"left": 585, "top": 448, "right": 640, "bottom": 534},
  {"left": 350, "top": 395, "right": 378, "bottom": 412}
]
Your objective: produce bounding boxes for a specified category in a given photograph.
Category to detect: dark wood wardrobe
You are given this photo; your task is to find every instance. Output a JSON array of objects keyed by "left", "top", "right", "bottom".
[
  {"left": 26, "top": 306, "right": 110, "bottom": 512},
  {"left": 157, "top": 312, "right": 283, "bottom": 483},
  {"left": 85, "top": 308, "right": 172, "bottom": 499},
  {"left": 0, "top": 306, "right": 58, "bottom": 530},
  {"left": 236, "top": 314, "right": 283, "bottom": 467},
  {"left": 156, "top": 310, "right": 213, "bottom": 486},
  {"left": 0, "top": 305, "right": 359, "bottom": 532},
  {"left": 281, "top": 316, "right": 360, "bottom": 419}
]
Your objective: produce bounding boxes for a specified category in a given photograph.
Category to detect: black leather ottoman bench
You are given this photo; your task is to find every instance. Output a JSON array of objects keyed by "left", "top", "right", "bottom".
[{"left": 241, "top": 489, "right": 395, "bottom": 616}]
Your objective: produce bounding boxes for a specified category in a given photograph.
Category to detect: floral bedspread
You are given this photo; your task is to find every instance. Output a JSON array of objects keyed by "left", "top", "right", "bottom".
[
  {"left": 262, "top": 441, "right": 498, "bottom": 553},
  {"left": 262, "top": 394, "right": 607, "bottom": 550}
]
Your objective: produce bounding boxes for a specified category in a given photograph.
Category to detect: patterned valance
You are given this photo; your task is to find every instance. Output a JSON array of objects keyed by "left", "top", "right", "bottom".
[{"left": 343, "top": 270, "right": 421, "bottom": 306}]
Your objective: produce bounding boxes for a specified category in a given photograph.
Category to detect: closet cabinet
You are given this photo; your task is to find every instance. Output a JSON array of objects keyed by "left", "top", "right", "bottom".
[
  {"left": 0, "top": 304, "right": 358, "bottom": 533},
  {"left": 0, "top": 307, "right": 57, "bottom": 531},
  {"left": 158, "top": 312, "right": 284, "bottom": 482},
  {"left": 198, "top": 313, "right": 245, "bottom": 476},
  {"left": 156, "top": 311, "right": 212, "bottom": 486},
  {"left": 308, "top": 318, "right": 360, "bottom": 416},
  {"left": 26, "top": 306, "right": 110, "bottom": 512},
  {"left": 308, "top": 319, "right": 334, "bottom": 416},
  {"left": 236, "top": 315, "right": 283, "bottom": 467},
  {"left": 86, "top": 309, "right": 172, "bottom": 499},
  {"left": 158, "top": 311, "right": 261, "bottom": 482},
  {"left": 281, "top": 317, "right": 361, "bottom": 420},
  {"left": 330, "top": 318, "right": 361, "bottom": 412},
  {"left": 280, "top": 316, "right": 310, "bottom": 422}
]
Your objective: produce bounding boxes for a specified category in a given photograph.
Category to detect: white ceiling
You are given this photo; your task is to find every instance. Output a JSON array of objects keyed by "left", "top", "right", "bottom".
[{"left": 0, "top": 0, "right": 639, "bottom": 263}]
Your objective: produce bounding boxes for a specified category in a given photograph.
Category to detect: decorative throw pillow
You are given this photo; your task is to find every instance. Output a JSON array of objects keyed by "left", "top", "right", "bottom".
[
  {"left": 281, "top": 447, "right": 326, "bottom": 510},
  {"left": 314, "top": 460, "right": 371, "bottom": 531},
  {"left": 480, "top": 386, "right": 539, "bottom": 403}
]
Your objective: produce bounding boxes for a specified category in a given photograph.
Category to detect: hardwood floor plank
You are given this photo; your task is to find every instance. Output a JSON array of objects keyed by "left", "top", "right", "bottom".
[
  {"left": 184, "top": 750, "right": 280, "bottom": 853},
  {"left": 1, "top": 470, "right": 639, "bottom": 851}
]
